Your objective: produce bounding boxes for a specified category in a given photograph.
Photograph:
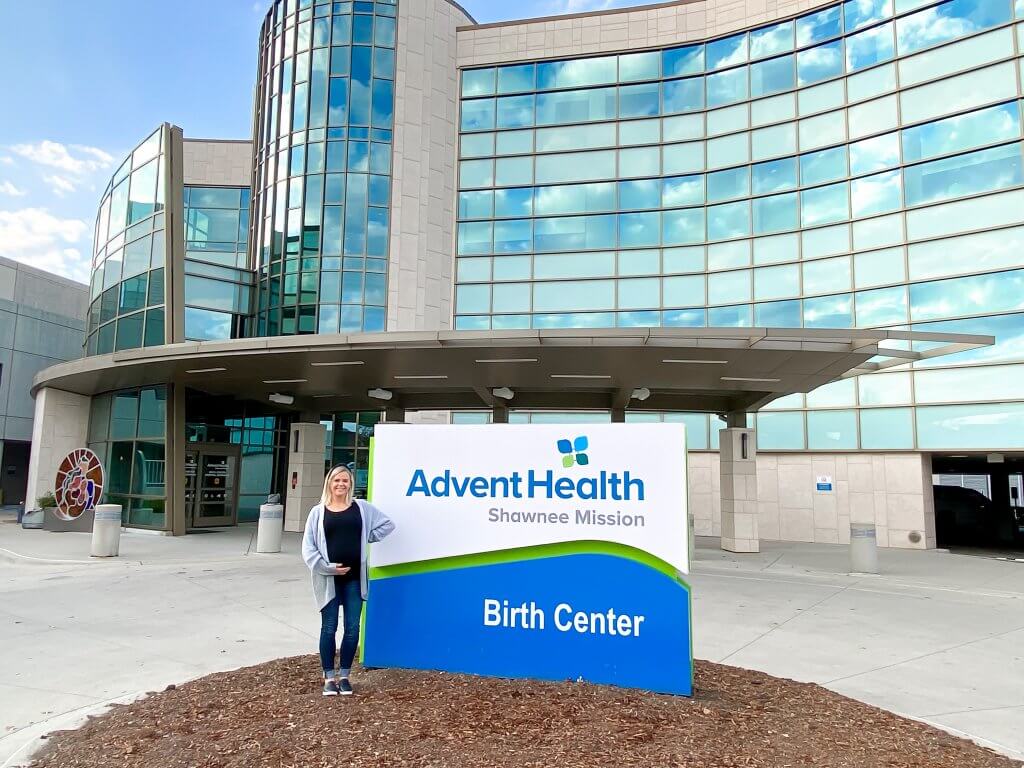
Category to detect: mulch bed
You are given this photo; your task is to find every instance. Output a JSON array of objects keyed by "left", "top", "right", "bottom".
[{"left": 29, "top": 657, "right": 1020, "bottom": 768}]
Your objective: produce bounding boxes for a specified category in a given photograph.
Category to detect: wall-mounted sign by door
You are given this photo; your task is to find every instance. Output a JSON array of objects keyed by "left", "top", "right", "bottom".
[
  {"left": 364, "top": 423, "right": 693, "bottom": 696},
  {"left": 815, "top": 475, "right": 834, "bottom": 492}
]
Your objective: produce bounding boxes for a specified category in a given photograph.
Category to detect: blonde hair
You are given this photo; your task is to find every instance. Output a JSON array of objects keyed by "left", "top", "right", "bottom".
[{"left": 321, "top": 464, "right": 356, "bottom": 507}]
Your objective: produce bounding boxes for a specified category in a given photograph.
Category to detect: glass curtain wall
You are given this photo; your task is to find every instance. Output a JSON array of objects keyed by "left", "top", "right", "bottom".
[
  {"left": 252, "top": 0, "right": 397, "bottom": 336},
  {"left": 456, "top": 0, "right": 1024, "bottom": 451},
  {"left": 326, "top": 410, "right": 379, "bottom": 497},
  {"left": 87, "top": 386, "right": 168, "bottom": 528},
  {"left": 452, "top": 410, "right": 729, "bottom": 449},
  {"left": 87, "top": 128, "right": 167, "bottom": 354},
  {"left": 184, "top": 186, "right": 254, "bottom": 340}
]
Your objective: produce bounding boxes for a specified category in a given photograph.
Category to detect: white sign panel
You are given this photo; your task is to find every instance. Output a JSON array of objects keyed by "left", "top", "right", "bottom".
[{"left": 369, "top": 422, "right": 689, "bottom": 574}]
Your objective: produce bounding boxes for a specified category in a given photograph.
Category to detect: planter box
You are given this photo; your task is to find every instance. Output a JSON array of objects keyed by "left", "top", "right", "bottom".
[{"left": 42, "top": 508, "right": 96, "bottom": 533}]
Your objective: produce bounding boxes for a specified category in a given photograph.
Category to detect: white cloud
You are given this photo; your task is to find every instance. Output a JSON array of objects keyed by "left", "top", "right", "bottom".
[
  {"left": 0, "top": 156, "right": 13, "bottom": 166},
  {"left": 44, "top": 174, "right": 77, "bottom": 197},
  {"left": 0, "top": 208, "right": 90, "bottom": 283},
  {"left": 0, "top": 181, "right": 25, "bottom": 197},
  {"left": 9, "top": 140, "right": 113, "bottom": 175}
]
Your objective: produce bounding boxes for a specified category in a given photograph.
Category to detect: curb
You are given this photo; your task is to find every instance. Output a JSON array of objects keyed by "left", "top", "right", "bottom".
[
  {"left": 0, "top": 545, "right": 295, "bottom": 569},
  {"left": 0, "top": 690, "right": 153, "bottom": 768},
  {"left": 0, "top": 546, "right": 108, "bottom": 567},
  {"left": 910, "top": 714, "right": 1024, "bottom": 761}
]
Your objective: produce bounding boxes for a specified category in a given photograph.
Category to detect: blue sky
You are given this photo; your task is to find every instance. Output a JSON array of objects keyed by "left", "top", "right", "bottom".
[{"left": 0, "top": 0, "right": 643, "bottom": 285}]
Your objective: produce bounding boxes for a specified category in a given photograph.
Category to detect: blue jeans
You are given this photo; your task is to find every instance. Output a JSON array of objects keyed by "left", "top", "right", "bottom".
[{"left": 319, "top": 578, "right": 363, "bottom": 677}]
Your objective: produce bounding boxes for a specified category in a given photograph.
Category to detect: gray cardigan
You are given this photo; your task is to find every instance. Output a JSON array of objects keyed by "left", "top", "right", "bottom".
[{"left": 301, "top": 499, "right": 395, "bottom": 609}]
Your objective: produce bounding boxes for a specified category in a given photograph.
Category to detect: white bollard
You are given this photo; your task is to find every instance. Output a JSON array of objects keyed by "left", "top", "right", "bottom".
[
  {"left": 90, "top": 504, "right": 122, "bottom": 557},
  {"left": 850, "top": 522, "right": 879, "bottom": 574},
  {"left": 256, "top": 503, "right": 284, "bottom": 553}
]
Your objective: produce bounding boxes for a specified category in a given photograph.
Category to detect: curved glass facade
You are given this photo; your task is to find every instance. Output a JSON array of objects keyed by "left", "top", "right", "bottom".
[
  {"left": 184, "top": 185, "right": 253, "bottom": 340},
  {"left": 87, "top": 127, "right": 167, "bottom": 354},
  {"left": 455, "top": 0, "right": 1024, "bottom": 451},
  {"left": 251, "top": 0, "right": 397, "bottom": 336}
]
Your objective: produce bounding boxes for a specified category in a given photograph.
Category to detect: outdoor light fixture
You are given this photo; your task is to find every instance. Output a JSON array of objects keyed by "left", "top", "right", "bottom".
[
  {"left": 550, "top": 374, "right": 613, "bottom": 379},
  {"left": 263, "top": 378, "right": 307, "bottom": 384},
  {"left": 474, "top": 358, "right": 539, "bottom": 364},
  {"left": 268, "top": 393, "right": 294, "bottom": 405},
  {"left": 310, "top": 360, "right": 364, "bottom": 367},
  {"left": 492, "top": 386, "right": 515, "bottom": 400},
  {"left": 661, "top": 359, "right": 728, "bottom": 365},
  {"left": 368, "top": 387, "right": 394, "bottom": 400},
  {"left": 393, "top": 374, "right": 448, "bottom": 380},
  {"left": 720, "top": 376, "right": 781, "bottom": 383},
  {"left": 185, "top": 367, "right": 227, "bottom": 374},
  {"left": 631, "top": 387, "right": 651, "bottom": 401}
]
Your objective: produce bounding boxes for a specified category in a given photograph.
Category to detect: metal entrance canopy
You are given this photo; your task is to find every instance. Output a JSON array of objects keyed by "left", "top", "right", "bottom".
[{"left": 34, "top": 327, "right": 991, "bottom": 414}]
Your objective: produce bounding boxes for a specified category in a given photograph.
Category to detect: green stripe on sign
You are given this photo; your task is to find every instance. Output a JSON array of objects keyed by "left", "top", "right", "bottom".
[{"left": 370, "top": 540, "right": 689, "bottom": 589}]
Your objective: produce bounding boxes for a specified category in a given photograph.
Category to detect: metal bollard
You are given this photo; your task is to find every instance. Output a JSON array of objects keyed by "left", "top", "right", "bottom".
[
  {"left": 256, "top": 502, "right": 284, "bottom": 553},
  {"left": 90, "top": 504, "right": 123, "bottom": 557},
  {"left": 850, "top": 522, "right": 878, "bottom": 574}
]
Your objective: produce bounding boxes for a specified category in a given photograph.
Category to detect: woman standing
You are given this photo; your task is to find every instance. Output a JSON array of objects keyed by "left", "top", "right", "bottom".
[{"left": 301, "top": 464, "right": 394, "bottom": 695}]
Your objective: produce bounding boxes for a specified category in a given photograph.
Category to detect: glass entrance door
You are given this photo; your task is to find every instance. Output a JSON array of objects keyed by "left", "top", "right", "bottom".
[{"left": 185, "top": 444, "right": 240, "bottom": 528}]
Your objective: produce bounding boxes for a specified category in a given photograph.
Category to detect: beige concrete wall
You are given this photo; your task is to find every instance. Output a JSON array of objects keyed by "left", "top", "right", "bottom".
[
  {"left": 181, "top": 139, "right": 253, "bottom": 187},
  {"left": 284, "top": 422, "right": 327, "bottom": 533},
  {"left": 457, "top": 0, "right": 836, "bottom": 66},
  {"left": 25, "top": 387, "right": 90, "bottom": 509},
  {"left": 387, "top": 0, "right": 472, "bottom": 332},
  {"left": 689, "top": 451, "right": 936, "bottom": 549},
  {"left": 719, "top": 427, "right": 759, "bottom": 553}
]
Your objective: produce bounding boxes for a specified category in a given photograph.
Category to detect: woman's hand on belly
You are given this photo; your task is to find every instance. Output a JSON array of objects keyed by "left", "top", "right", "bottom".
[{"left": 334, "top": 564, "right": 351, "bottom": 576}]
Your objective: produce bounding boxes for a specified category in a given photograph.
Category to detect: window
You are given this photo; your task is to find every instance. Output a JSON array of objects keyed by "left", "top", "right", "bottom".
[
  {"left": 535, "top": 151, "right": 616, "bottom": 184},
  {"left": 896, "top": 0, "right": 1012, "bottom": 56},
  {"left": 498, "top": 63, "right": 536, "bottom": 93},
  {"left": 464, "top": 67, "right": 495, "bottom": 96},
  {"left": 902, "top": 102, "right": 1021, "bottom": 163},
  {"left": 750, "top": 20, "right": 794, "bottom": 58},
  {"left": 663, "top": 45, "right": 704, "bottom": 77},
  {"left": 797, "top": 40, "right": 843, "bottom": 85},
  {"left": 751, "top": 55, "right": 795, "bottom": 96},
  {"left": 537, "top": 56, "right": 617, "bottom": 89},
  {"left": 752, "top": 158, "right": 798, "bottom": 194},
  {"left": 706, "top": 67, "right": 748, "bottom": 107},
  {"left": 707, "top": 33, "right": 748, "bottom": 70},
  {"left": 846, "top": 23, "right": 894, "bottom": 71},
  {"left": 797, "top": 7, "right": 842, "bottom": 46},
  {"left": 807, "top": 410, "right": 857, "bottom": 449},
  {"left": 904, "top": 143, "right": 1023, "bottom": 206},
  {"left": 536, "top": 87, "right": 616, "bottom": 125},
  {"left": 619, "top": 83, "right": 660, "bottom": 118}
]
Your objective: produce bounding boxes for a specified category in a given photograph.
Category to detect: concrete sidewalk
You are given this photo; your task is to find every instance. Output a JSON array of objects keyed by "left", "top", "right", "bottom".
[
  {"left": 0, "top": 518, "right": 275, "bottom": 566},
  {"left": 0, "top": 523, "right": 1021, "bottom": 765}
]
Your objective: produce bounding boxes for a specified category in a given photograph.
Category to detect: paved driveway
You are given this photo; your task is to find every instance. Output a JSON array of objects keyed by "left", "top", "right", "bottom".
[{"left": 1, "top": 525, "right": 1021, "bottom": 765}]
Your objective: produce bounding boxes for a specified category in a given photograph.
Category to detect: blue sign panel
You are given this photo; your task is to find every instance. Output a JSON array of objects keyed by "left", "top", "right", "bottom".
[{"left": 365, "top": 548, "right": 692, "bottom": 695}]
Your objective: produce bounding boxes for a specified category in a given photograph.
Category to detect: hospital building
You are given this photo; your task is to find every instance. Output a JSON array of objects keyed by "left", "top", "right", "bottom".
[{"left": 22, "top": 0, "right": 1024, "bottom": 553}]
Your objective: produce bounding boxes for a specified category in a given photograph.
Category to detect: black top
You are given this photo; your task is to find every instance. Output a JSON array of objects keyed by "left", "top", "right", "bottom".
[{"left": 323, "top": 501, "right": 362, "bottom": 586}]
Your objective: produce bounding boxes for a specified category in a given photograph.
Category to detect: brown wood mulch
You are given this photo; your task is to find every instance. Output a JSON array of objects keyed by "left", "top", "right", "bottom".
[{"left": 28, "top": 657, "right": 1020, "bottom": 768}]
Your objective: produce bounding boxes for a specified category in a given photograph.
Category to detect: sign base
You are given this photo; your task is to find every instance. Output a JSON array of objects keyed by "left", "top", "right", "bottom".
[{"left": 365, "top": 544, "right": 692, "bottom": 696}]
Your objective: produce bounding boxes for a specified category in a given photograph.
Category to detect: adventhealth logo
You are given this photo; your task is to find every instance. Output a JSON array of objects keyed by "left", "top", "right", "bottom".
[
  {"left": 557, "top": 436, "right": 588, "bottom": 468},
  {"left": 405, "top": 435, "right": 644, "bottom": 501}
]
